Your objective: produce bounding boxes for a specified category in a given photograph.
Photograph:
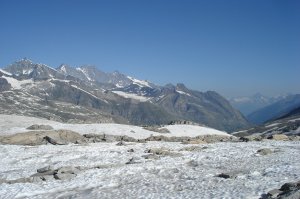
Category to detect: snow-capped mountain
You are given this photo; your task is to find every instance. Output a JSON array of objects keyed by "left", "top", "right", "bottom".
[{"left": 0, "top": 58, "right": 250, "bottom": 132}]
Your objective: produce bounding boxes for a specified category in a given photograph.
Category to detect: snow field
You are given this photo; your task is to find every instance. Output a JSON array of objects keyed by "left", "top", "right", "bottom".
[{"left": 0, "top": 141, "right": 299, "bottom": 199}]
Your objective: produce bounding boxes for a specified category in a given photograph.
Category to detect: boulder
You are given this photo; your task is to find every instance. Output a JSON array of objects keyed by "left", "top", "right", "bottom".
[
  {"left": 54, "top": 173, "right": 76, "bottom": 180},
  {"left": 37, "top": 165, "right": 54, "bottom": 173},
  {"left": 240, "top": 135, "right": 263, "bottom": 142},
  {"left": 216, "top": 172, "right": 237, "bottom": 179},
  {"left": 0, "top": 130, "right": 86, "bottom": 145},
  {"left": 267, "top": 189, "right": 282, "bottom": 198},
  {"left": 186, "top": 160, "right": 199, "bottom": 167},
  {"left": 268, "top": 134, "right": 289, "bottom": 141},
  {"left": 260, "top": 180, "right": 300, "bottom": 199},
  {"left": 257, "top": 148, "right": 273, "bottom": 156}
]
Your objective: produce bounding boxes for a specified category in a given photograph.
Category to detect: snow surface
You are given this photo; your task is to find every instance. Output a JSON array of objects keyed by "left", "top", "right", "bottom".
[
  {"left": 1, "top": 76, "right": 33, "bottom": 89},
  {"left": 0, "top": 69, "right": 12, "bottom": 76},
  {"left": 127, "top": 76, "right": 152, "bottom": 88},
  {"left": 176, "top": 90, "right": 191, "bottom": 97},
  {"left": 76, "top": 67, "right": 92, "bottom": 81},
  {"left": 265, "top": 123, "right": 280, "bottom": 128},
  {"left": 71, "top": 85, "right": 108, "bottom": 103},
  {"left": 112, "top": 91, "right": 150, "bottom": 102},
  {"left": 0, "top": 141, "right": 299, "bottom": 199},
  {"left": 0, "top": 114, "right": 229, "bottom": 139}
]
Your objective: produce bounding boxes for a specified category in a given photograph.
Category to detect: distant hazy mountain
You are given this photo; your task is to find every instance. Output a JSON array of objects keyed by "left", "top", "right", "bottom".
[
  {"left": 246, "top": 94, "right": 300, "bottom": 124},
  {"left": 234, "top": 105, "right": 300, "bottom": 137},
  {"left": 229, "top": 93, "right": 287, "bottom": 116},
  {"left": 0, "top": 58, "right": 250, "bottom": 132}
]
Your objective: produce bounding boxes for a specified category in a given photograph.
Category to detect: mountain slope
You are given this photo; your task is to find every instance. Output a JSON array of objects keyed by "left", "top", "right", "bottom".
[
  {"left": 229, "top": 93, "right": 287, "bottom": 116},
  {"left": 0, "top": 58, "right": 250, "bottom": 132},
  {"left": 246, "top": 94, "right": 300, "bottom": 124}
]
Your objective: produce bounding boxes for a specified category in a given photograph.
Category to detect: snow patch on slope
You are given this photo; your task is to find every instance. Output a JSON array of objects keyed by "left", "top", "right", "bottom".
[
  {"left": 1, "top": 76, "right": 33, "bottom": 89},
  {"left": 176, "top": 90, "right": 191, "bottom": 97},
  {"left": 0, "top": 69, "right": 12, "bottom": 76},
  {"left": 0, "top": 114, "right": 229, "bottom": 139},
  {"left": 112, "top": 91, "right": 150, "bottom": 102},
  {"left": 127, "top": 76, "right": 152, "bottom": 88}
]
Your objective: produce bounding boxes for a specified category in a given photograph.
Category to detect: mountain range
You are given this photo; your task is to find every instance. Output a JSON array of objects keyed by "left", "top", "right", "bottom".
[
  {"left": 229, "top": 93, "right": 289, "bottom": 116},
  {"left": 0, "top": 58, "right": 250, "bottom": 132}
]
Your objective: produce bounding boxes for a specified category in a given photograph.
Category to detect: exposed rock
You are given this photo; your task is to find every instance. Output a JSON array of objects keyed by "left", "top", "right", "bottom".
[
  {"left": 186, "top": 160, "right": 199, "bottom": 167},
  {"left": 268, "top": 134, "right": 289, "bottom": 141},
  {"left": 257, "top": 148, "right": 273, "bottom": 156},
  {"left": 260, "top": 180, "right": 300, "bottom": 199},
  {"left": 44, "top": 136, "right": 66, "bottom": 145},
  {"left": 216, "top": 172, "right": 237, "bottom": 179},
  {"left": 145, "top": 148, "right": 182, "bottom": 157},
  {"left": 0, "top": 130, "right": 86, "bottom": 145},
  {"left": 27, "top": 124, "right": 53, "bottom": 130},
  {"left": 127, "top": 148, "right": 135, "bottom": 152},
  {"left": 181, "top": 139, "right": 207, "bottom": 145},
  {"left": 267, "top": 189, "right": 282, "bottom": 198},
  {"left": 239, "top": 135, "right": 263, "bottom": 142},
  {"left": 54, "top": 173, "right": 76, "bottom": 180},
  {"left": 289, "top": 136, "right": 300, "bottom": 141},
  {"left": 142, "top": 154, "right": 160, "bottom": 160},
  {"left": 116, "top": 141, "right": 126, "bottom": 146},
  {"left": 125, "top": 157, "right": 141, "bottom": 165},
  {"left": 57, "top": 166, "right": 80, "bottom": 175},
  {"left": 37, "top": 165, "right": 54, "bottom": 173}
]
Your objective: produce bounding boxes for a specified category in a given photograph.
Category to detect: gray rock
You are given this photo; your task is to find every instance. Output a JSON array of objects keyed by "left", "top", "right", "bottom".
[
  {"left": 268, "top": 134, "right": 289, "bottom": 141},
  {"left": 216, "top": 172, "right": 237, "bottom": 179},
  {"left": 44, "top": 136, "right": 66, "bottom": 145},
  {"left": 142, "top": 154, "right": 160, "bottom": 160},
  {"left": 260, "top": 180, "right": 300, "bottom": 199},
  {"left": 37, "top": 165, "right": 54, "bottom": 173},
  {"left": 186, "top": 160, "right": 199, "bottom": 167},
  {"left": 57, "top": 166, "right": 80, "bottom": 175},
  {"left": 116, "top": 141, "right": 126, "bottom": 146},
  {"left": 257, "top": 148, "right": 273, "bottom": 155},
  {"left": 267, "top": 189, "right": 282, "bottom": 198},
  {"left": 54, "top": 173, "right": 76, "bottom": 180},
  {"left": 125, "top": 157, "right": 141, "bottom": 164},
  {"left": 0, "top": 130, "right": 85, "bottom": 146},
  {"left": 145, "top": 148, "right": 182, "bottom": 157}
]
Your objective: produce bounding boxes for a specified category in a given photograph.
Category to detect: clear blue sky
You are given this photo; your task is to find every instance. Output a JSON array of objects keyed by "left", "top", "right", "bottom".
[{"left": 0, "top": 0, "right": 299, "bottom": 98}]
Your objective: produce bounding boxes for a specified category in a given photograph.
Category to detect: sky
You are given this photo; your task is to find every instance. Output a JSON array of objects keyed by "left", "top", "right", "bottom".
[{"left": 0, "top": 0, "right": 299, "bottom": 98}]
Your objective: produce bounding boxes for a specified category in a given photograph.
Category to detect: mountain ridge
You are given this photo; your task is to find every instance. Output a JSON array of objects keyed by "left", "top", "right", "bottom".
[{"left": 0, "top": 58, "right": 250, "bottom": 132}]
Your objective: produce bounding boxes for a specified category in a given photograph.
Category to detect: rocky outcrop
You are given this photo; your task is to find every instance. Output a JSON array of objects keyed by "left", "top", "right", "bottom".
[
  {"left": 260, "top": 180, "right": 300, "bottom": 199},
  {"left": 0, "top": 130, "right": 86, "bottom": 145},
  {"left": 267, "top": 134, "right": 289, "bottom": 141}
]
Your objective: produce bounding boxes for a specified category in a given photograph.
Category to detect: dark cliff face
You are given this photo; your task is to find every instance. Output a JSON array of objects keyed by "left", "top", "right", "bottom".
[{"left": 0, "top": 59, "right": 250, "bottom": 132}]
